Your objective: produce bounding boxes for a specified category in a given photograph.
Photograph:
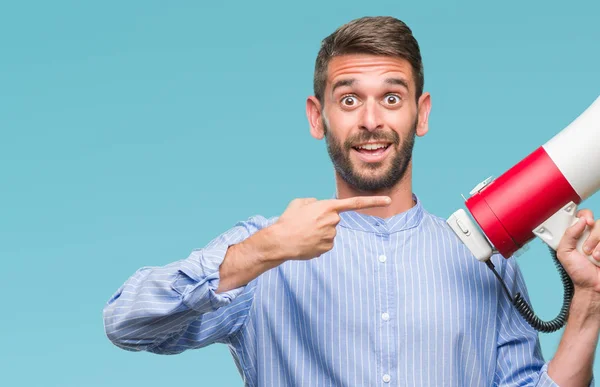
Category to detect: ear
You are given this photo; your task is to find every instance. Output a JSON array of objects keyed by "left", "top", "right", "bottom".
[
  {"left": 416, "top": 92, "right": 431, "bottom": 137},
  {"left": 306, "top": 96, "right": 325, "bottom": 140}
]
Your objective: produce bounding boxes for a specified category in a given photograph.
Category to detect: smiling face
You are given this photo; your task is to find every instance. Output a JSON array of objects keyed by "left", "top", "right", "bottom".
[{"left": 307, "top": 53, "right": 431, "bottom": 192}]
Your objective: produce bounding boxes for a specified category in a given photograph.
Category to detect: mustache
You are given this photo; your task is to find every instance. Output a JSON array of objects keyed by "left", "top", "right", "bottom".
[{"left": 344, "top": 131, "right": 400, "bottom": 150}]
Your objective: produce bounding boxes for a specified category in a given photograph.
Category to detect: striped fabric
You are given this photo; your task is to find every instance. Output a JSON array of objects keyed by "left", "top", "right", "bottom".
[{"left": 103, "top": 194, "right": 569, "bottom": 386}]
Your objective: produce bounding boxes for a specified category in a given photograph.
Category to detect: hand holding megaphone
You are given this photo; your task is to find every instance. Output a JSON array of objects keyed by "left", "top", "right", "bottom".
[
  {"left": 534, "top": 203, "right": 599, "bottom": 267},
  {"left": 551, "top": 209, "right": 600, "bottom": 296}
]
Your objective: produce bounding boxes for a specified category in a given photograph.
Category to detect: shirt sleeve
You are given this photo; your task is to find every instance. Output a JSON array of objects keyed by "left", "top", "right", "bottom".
[
  {"left": 102, "top": 214, "right": 278, "bottom": 355},
  {"left": 493, "top": 255, "right": 594, "bottom": 387}
]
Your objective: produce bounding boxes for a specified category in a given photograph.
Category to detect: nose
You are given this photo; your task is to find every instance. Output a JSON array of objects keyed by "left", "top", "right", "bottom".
[{"left": 359, "top": 99, "right": 384, "bottom": 132}]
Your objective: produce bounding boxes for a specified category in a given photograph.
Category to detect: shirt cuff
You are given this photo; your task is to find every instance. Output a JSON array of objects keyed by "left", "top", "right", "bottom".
[
  {"left": 538, "top": 362, "right": 595, "bottom": 387},
  {"left": 170, "top": 244, "right": 246, "bottom": 314}
]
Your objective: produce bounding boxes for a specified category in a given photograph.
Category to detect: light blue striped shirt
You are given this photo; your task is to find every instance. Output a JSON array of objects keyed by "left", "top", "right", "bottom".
[{"left": 103, "top": 194, "right": 572, "bottom": 386}]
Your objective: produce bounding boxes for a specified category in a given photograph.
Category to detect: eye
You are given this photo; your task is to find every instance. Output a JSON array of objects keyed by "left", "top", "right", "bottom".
[
  {"left": 341, "top": 95, "right": 359, "bottom": 107},
  {"left": 383, "top": 94, "right": 402, "bottom": 106}
]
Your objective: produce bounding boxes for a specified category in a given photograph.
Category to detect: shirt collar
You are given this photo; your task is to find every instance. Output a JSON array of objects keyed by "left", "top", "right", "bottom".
[{"left": 334, "top": 192, "right": 424, "bottom": 234}]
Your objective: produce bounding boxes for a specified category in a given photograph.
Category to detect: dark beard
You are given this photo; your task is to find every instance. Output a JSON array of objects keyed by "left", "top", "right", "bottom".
[{"left": 324, "top": 120, "right": 416, "bottom": 192}]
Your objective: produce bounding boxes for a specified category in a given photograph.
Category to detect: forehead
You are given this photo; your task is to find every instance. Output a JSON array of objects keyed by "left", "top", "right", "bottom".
[{"left": 326, "top": 54, "right": 414, "bottom": 92}]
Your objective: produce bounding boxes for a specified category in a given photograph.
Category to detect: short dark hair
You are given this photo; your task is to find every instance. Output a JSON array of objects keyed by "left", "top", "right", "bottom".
[{"left": 313, "top": 16, "right": 424, "bottom": 104}]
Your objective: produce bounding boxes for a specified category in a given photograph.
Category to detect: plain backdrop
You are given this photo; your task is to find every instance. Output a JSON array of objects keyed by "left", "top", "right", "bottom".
[{"left": 1, "top": 0, "right": 599, "bottom": 385}]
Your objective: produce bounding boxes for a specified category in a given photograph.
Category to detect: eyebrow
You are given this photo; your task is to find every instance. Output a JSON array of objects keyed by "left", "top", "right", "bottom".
[
  {"left": 385, "top": 77, "right": 409, "bottom": 90},
  {"left": 331, "top": 79, "right": 355, "bottom": 93}
]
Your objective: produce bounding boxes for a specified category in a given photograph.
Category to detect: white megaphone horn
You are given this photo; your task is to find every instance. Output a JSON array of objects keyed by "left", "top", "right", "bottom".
[{"left": 448, "top": 95, "right": 600, "bottom": 264}]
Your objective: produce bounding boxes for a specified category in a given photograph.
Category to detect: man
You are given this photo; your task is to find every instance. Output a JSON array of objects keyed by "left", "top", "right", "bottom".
[{"left": 103, "top": 16, "right": 600, "bottom": 386}]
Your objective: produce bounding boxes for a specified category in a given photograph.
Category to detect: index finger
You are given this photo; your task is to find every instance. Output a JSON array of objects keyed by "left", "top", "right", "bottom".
[
  {"left": 326, "top": 196, "right": 392, "bottom": 212},
  {"left": 577, "top": 209, "right": 595, "bottom": 226}
]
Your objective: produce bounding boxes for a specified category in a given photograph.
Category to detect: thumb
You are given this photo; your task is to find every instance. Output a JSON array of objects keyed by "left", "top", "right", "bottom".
[
  {"left": 301, "top": 198, "right": 318, "bottom": 206},
  {"left": 287, "top": 197, "right": 317, "bottom": 210}
]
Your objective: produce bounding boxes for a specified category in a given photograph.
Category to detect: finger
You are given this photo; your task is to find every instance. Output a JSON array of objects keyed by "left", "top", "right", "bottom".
[
  {"left": 561, "top": 217, "right": 588, "bottom": 253},
  {"left": 577, "top": 209, "right": 595, "bottom": 226},
  {"left": 326, "top": 196, "right": 392, "bottom": 213},
  {"left": 583, "top": 220, "right": 600, "bottom": 256}
]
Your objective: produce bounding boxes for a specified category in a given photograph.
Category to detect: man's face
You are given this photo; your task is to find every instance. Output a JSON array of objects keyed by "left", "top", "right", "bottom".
[{"left": 312, "top": 54, "right": 425, "bottom": 192}]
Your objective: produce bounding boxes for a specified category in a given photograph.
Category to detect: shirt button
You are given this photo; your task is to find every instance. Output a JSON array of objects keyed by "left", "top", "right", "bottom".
[
  {"left": 378, "top": 255, "right": 387, "bottom": 263},
  {"left": 382, "top": 312, "right": 390, "bottom": 321},
  {"left": 383, "top": 374, "right": 391, "bottom": 383}
]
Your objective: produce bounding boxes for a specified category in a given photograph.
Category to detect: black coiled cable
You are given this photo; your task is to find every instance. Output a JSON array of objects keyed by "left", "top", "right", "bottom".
[{"left": 485, "top": 246, "right": 574, "bottom": 333}]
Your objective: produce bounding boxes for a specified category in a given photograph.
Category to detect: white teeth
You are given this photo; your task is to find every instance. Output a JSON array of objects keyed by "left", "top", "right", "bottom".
[{"left": 357, "top": 143, "right": 388, "bottom": 150}]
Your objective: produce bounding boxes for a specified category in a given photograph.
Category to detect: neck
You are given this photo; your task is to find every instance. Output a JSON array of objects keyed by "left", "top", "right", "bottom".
[{"left": 334, "top": 162, "right": 416, "bottom": 219}]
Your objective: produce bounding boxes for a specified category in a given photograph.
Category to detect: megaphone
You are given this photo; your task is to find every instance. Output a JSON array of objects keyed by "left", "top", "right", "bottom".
[{"left": 447, "top": 96, "right": 600, "bottom": 333}]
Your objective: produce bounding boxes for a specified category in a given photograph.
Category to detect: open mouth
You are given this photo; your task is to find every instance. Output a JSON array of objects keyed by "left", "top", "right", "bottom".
[{"left": 351, "top": 142, "right": 392, "bottom": 163}]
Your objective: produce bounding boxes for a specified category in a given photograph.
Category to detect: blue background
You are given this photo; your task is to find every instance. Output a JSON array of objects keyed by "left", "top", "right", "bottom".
[{"left": 1, "top": 1, "right": 599, "bottom": 385}]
